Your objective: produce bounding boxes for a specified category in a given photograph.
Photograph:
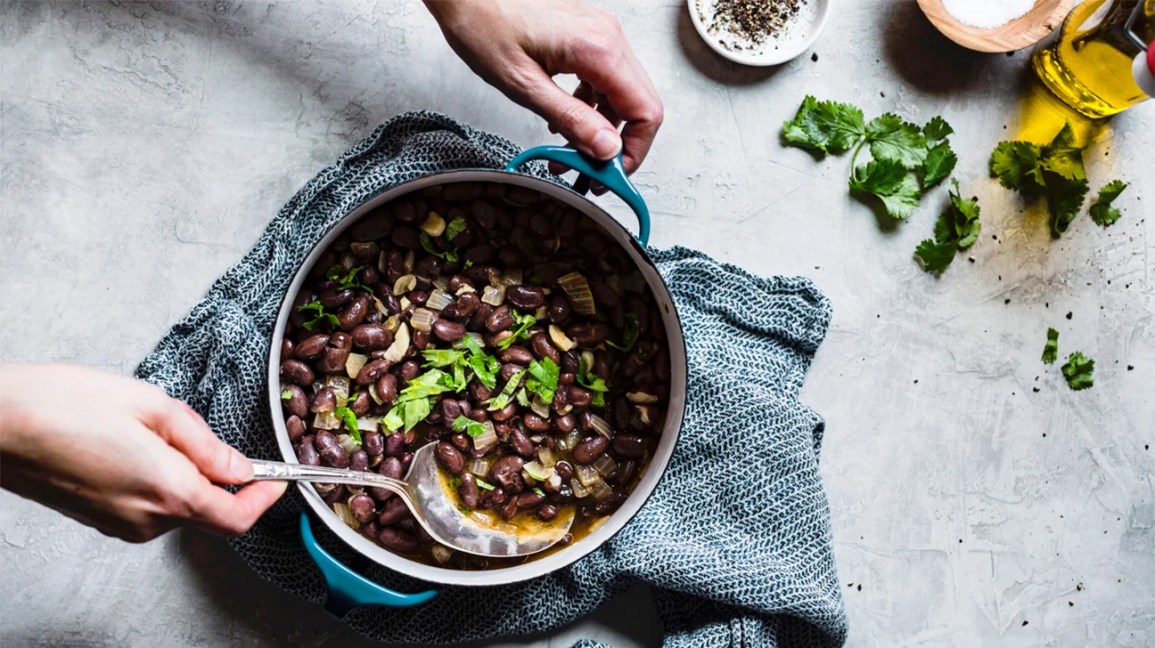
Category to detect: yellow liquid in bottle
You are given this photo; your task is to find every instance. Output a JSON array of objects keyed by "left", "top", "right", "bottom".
[{"left": 1033, "top": 0, "right": 1153, "bottom": 118}]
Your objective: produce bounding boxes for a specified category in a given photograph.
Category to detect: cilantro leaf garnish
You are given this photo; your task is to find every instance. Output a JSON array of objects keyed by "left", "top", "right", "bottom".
[
  {"left": 326, "top": 265, "right": 372, "bottom": 292},
  {"left": 451, "top": 415, "right": 487, "bottom": 438},
  {"left": 990, "top": 123, "right": 1090, "bottom": 238},
  {"left": 445, "top": 215, "right": 468, "bottom": 241},
  {"left": 1089, "top": 180, "right": 1127, "bottom": 227},
  {"left": 577, "top": 356, "right": 609, "bottom": 408},
  {"left": 475, "top": 478, "right": 496, "bottom": 491},
  {"left": 280, "top": 389, "right": 294, "bottom": 400},
  {"left": 914, "top": 179, "right": 981, "bottom": 275},
  {"left": 1042, "top": 328, "right": 1059, "bottom": 364},
  {"left": 297, "top": 300, "right": 340, "bottom": 331},
  {"left": 922, "top": 116, "right": 954, "bottom": 144},
  {"left": 418, "top": 231, "right": 459, "bottom": 262},
  {"left": 922, "top": 142, "right": 957, "bottom": 189},
  {"left": 849, "top": 159, "right": 922, "bottom": 220},
  {"left": 525, "top": 358, "right": 560, "bottom": 405},
  {"left": 606, "top": 313, "right": 640, "bottom": 352},
  {"left": 865, "top": 113, "right": 927, "bottom": 170},
  {"left": 1061, "top": 352, "right": 1094, "bottom": 391},
  {"left": 781, "top": 95, "right": 866, "bottom": 155},
  {"left": 497, "top": 310, "right": 538, "bottom": 351},
  {"left": 334, "top": 406, "right": 361, "bottom": 444},
  {"left": 487, "top": 369, "right": 525, "bottom": 411}
]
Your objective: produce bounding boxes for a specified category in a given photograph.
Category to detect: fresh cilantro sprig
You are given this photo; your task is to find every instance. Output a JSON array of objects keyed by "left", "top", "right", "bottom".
[
  {"left": 606, "top": 313, "right": 640, "bottom": 352},
  {"left": 990, "top": 123, "right": 1090, "bottom": 238},
  {"left": 461, "top": 335, "right": 500, "bottom": 389},
  {"left": 419, "top": 231, "right": 459, "bottom": 262},
  {"left": 782, "top": 96, "right": 957, "bottom": 221},
  {"left": 280, "top": 389, "right": 294, "bottom": 400},
  {"left": 334, "top": 405, "right": 361, "bottom": 444},
  {"left": 1041, "top": 328, "right": 1059, "bottom": 365},
  {"left": 525, "top": 358, "right": 560, "bottom": 405},
  {"left": 1089, "top": 180, "right": 1127, "bottom": 227},
  {"left": 326, "top": 265, "right": 373, "bottom": 292},
  {"left": 487, "top": 369, "right": 526, "bottom": 411},
  {"left": 451, "top": 415, "right": 487, "bottom": 438},
  {"left": 1060, "top": 352, "right": 1094, "bottom": 391},
  {"left": 577, "top": 356, "right": 609, "bottom": 408},
  {"left": 498, "top": 310, "right": 539, "bottom": 351},
  {"left": 914, "top": 179, "right": 981, "bottom": 275},
  {"left": 382, "top": 369, "right": 460, "bottom": 432},
  {"left": 297, "top": 301, "right": 340, "bottom": 331},
  {"left": 445, "top": 216, "right": 468, "bottom": 241}
]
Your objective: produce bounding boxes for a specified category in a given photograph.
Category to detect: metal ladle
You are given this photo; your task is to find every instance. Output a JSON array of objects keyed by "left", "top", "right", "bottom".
[{"left": 249, "top": 442, "right": 573, "bottom": 557}]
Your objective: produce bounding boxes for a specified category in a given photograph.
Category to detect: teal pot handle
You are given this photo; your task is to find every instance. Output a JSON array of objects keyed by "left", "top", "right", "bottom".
[
  {"left": 505, "top": 146, "right": 651, "bottom": 247},
  {"left": 298, "top": 513, "right": 437, "bottom": 616}
]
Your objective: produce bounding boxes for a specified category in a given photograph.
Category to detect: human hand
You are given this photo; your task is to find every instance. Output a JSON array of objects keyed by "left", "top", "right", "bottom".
[
  {"left": 0, "top": 364, "right": 286, "bottom": 543},
  {"left": 425, "top": 0, "right": 663, "bottom": 175}
]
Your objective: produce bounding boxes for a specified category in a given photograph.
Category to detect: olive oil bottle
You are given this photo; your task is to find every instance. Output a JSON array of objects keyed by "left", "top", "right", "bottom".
[{"left": 1033, "top": 0, "right": 1155, "bottom": 118}]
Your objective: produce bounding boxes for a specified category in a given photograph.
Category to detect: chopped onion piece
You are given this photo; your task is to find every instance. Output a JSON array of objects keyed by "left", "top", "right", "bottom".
[
  {"left": 399, "top": 296, "right": 411, "bottom": 312},
  {"left": 589, "top": 414, "right": 614, "bottom": 440},
  {"left": 535, "top": 306, "right": 548, "bottom": 320},
  {"left": 426, "top": 288, "right": 453, "bottom": 311},
  {"left": 522, "top": 461, "right": 552, "bottom": 482},
  {"left": 548, "top": 325, "right": 576, "bottom": 352},
  {"left": 313, "top": 410, "right": 340, "bottom": 430},
  {"left": 454, "top": 284, "right": 476, "bottom": 296},
  {"left": 410, "top": 308, "right": 436, "bottom": 332},
  {"left": 369, "top": 383, "right": 383, "bottom": 406},
  {"left": 558, "top": 427, "right": 582, "bottom": 452},
  {"left": 467, "top": 458, "right": 490, "bottom": 477},
  {"left": 345, "top": 352, "right": 369, "bottom": 380},
  {"left": 545, "top": 472, "right": 562, "bottom": 491},
  {"left": 337, "top": 434, "right": 361, "bottom": 454},
  {"left": 575, "top": 464, "right": 601, "bottom": 487},
  {"left": 592, "top": 455, "right": 618, "bottom": 479},
  {"left": 589, "top": 479, "right": 614, "bottom": 501},
  {"left": 332, "top": 502, "right": 357, "bottom": 528},
  {"left": 571, "top": 479, "right": 592, "bottom": 499},
  {"left": 393, "top": 274, "right": 417, "bottom": 296},
  {"left": 356, "top": 416, "right": 380, "bottom": 432},
  {"left": 536, "top": 446, "right": 558, "bottom": 468},
  {"left": 530, "top": 397, "right": 551, "bottom": 419},
  {"left": 473, "top": 421, "right": 498, "bottom": 454},
  {"left": 377, "top": 250, "right": 387, "bottom": 274},
  {"left": 325, "top": 375, "right": 351, "bottom": 401},
  {"left": 420, "top": 211, "right": 446, "bottom": 237},
  {"left": 384, "top": 315, "right": 401, "bottom": 333},
  {"left": 627, "top": 391, "right": 659, "bottom": 404},
  {"left": 558, "top": 271, "right": 596, "bottom": 315},
  {"left": 635, "top": 404, "right": 653, "bottom": 426},
  {"left": 580, "top": 350, "right": 595, "bottom": 372},
  {"left": 403, "top": 250, "right": 415, "bottom": 274},
  {"left": 383, "top": 323, "right": 410, "bottom": 363},
  {"left": 431, "top": 545, "right": 453, "bottom": 563},
  {"left": 481, "top": 285, "right": 505, "bottom": 306},
  {"left": 340, "top": 253, "right": 357, "bottom": 272},
  {"left": 432, "top": 276, "right": 449, "bottom": 291}
]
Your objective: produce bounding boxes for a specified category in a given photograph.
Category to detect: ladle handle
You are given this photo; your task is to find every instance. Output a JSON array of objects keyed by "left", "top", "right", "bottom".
[{"left": 250, "top": 459, "right": 408, "bottom": 498}]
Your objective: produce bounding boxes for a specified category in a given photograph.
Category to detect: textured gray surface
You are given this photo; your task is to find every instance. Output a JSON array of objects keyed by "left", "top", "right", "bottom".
[{"left": 1, "top": 1, "right": 1152, "bottom": 646}]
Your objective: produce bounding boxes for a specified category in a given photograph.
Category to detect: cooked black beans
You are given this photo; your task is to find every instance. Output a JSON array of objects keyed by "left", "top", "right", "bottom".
[{"left": 278, "top": 182, "right": 670, "bottom": 571}]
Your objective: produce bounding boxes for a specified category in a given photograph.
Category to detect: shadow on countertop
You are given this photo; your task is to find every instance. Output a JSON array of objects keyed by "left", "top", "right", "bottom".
[{"left": 673, "top": 8, "right": 782, "bottom": 85}]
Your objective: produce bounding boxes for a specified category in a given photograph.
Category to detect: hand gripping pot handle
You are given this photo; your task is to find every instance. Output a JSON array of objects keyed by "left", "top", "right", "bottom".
[
  {"left": 299, "top": 513, "right": 437, "bottom": 616},
  {"left": 505, "top": 146, "right": 651, "bottom": 247}
]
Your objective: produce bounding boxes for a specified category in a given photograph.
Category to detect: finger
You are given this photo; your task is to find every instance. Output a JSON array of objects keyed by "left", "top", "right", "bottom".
[
  {"left": 145, "top": 395, "right": 253, "bottom": 484},
  {"left": 514, "top": 67, "right": 622, "bottom": 160},
  {"left": 187, "top": 481, "right": 287, "bottom": 537},
  {"left": 549, "top": 81, "right": 599, "bottom": 136},
  {"left": 594, "top": 91, "right": 622, "bottom": 128}
]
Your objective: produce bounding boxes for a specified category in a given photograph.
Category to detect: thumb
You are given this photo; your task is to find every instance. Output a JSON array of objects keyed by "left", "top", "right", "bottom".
[
  {"left": 147, "top": 395, "right": 253, "bottom": 484},
  {"left": 520, "top": 70, "right": 622, "bottom": 160}
]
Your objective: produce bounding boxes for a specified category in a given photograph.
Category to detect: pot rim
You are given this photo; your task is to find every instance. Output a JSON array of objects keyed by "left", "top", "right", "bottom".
[{"left": 267, "top": 169, "right": 687, "bottom": 587}]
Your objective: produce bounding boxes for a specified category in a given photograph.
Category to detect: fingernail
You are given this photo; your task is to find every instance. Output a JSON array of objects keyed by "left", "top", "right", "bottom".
[{"left": 590, "top": 129, "right": 621, "bottom": 159}]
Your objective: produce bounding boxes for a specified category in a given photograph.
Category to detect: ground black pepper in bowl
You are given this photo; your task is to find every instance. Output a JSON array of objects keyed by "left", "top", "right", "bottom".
[{"left": 710, "top": 0, "right": 807, "bottom": 48}]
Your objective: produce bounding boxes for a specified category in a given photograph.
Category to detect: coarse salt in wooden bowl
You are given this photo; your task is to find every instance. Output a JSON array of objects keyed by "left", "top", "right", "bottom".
[{"left": 916, "top": 0, "right": 1074, "bottom": 53}]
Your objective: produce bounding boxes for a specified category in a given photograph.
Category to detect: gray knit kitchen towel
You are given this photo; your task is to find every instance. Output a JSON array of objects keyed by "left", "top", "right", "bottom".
[{"left": 137, "top": 112, "right": 847, "bottom": 648}]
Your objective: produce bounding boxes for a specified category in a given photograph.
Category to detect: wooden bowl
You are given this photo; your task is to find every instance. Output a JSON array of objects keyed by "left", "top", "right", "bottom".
[{"left": 916, "top": 0, "right": 1074, "bottom": 53}]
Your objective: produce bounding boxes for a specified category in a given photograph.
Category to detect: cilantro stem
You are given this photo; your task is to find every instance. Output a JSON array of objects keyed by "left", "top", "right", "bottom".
[{"left": 850, "top": 137, "right": 867, "bottom": 172}]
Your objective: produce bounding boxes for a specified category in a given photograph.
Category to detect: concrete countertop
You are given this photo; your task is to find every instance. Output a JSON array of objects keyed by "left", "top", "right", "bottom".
[{"left": 2, "top": 1, "right": 1152, "bottom": 645}]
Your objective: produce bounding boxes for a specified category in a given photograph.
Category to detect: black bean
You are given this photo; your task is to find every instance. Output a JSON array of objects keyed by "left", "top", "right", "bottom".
[
  {"left": 378, "top": 527, "right": 420, "bottom": 553},
  {"left": 286, "top": 414, "right": 306, "bottom": 442},
  {"left": 351, "top": 324, "right": 391, "bottom": 351},
  {"left": 548, "top": 295, "right": 571, "bottom": 324},
  {"left": 500, "top": 497, "right": 520, "bottom": 521},
  {"left": 470, "top": 303, "right": 494, "bottom": 332},
  {"left": 412, "top": 329, "right": 430, "bottom": 350},
  {"left": 509, "top": 428, "right": 535, "bottom": 457},
  {"left": 560, "top": 351, "right": 579, "bottom": 374},
  {"left": 458, "top": 473, "right": 481, "bottom": 509},
  {"left": 379, "top": 456, "right": 403, "bottom": 480},
  {"left": 296, "top": 436, "right": 321, "bottom": 466},
  {"left": 530, "top": 333, "right": 560, "bottom": 364},
  {"left": 440, "top": 398, "right": 462, "bottom": 422},
  {"left": 594, "top": 493, "right": 626, "bottom": 516},
  {"left": 408, "top": 289, "right": 429, "bottom": 307},
  {"left": 470, "top": 381, "right": 493, "bottom": 403},
  {"left": 351, "top": 213, "right": 391, "bottom": 241},
  {"left": 554, "top": 414, "right": 576, "bottom": 433},
  {"left": 399, "top": 360, "right": 421, "bottom": 382},
  {"left": 310, "top": 387, "right": 336, "bottom": 413},
  {"left": 491, "top": 402, "right": 518, "bottom": 423},
  {"left": 522, "top": 412, "right": 550, "bottom": 433},
  {"left": 506, "top": 285, "right": 545, "bottom": 310},
  {"left": 572, "top": 435, "right": 609, "bottom": 464},
  {"left": 350, "top": 493, "right": 376, "bottom": 523},
  {"left": 391, "top": 226, "right": 420, "bottom": 250},
  {"left": 469, "top": 200, "right": 498, "bottom": 228},
  {"left": 356, "top": 358, "right": 391, "bottom": 386},
  {"left": 489, "top": 455, "right": 525, "bottom": 492},
  {"left": 499, "top": 362, "right": 525, "bottom": 383},
  {"left": 281, "top": 384, "right": 308, "bottom": 418},
  {"left": 499, "top": 346, "right": 534, "bottom": 365},
  {"left": 432, "top": 319, "right": 466, "bottom": 342},
  {"left": 485, "top": 307, "right": 515, "bottom": 332},
  {"left": 318, "top": 332, "right": 352, "bottom": 374},
  {"left": 374, "top": 374, "right": 398, "bottom": 405},
  {"left": 590, "top": 281, "right": 619, "bottom": 307},
  {"left": 363, "top": 431, "right": 384, "bottom": 456},
  {"left": 350, "top": 391, "right": 370, "bottom": 416},
  {"left": 516, "top": 491, "right": 545, "bottom": 510},
  {"left": 463, "top": 244, "right": 495, "bottom": 265},
  {"left": 414, "top": 256, "right": 440, "bottom": 280},
  {"left": 280, "top": 359, "right": 314, "bottom": 386},
  {"left": 295, "top": 333, "right": 330, "bottom": 360},
  {"left": 338, "top": 294, "right": 371, "bottom": 331},
  {"left": 567, "top": 385, "right": 592, "bottom": 407},
  {"left": 554, "top": 461, "right": 575, "bottom": 480},
  {"left": 568, "top": 322, "right": 610, "bottom": 347},
  {"left": 377, "top": 496, "right": 409, "bottom": 526},
  {"left": 318, "top": 288, "right": 355, "bottom": 309},
  {"left": 435, "top": 442, "right": 465, "bottom": 475},
  {"left": 449, "top": 292, "right": 481, "bottom": 318},
  {"left": 315, "top": 430, "right": 350, "bottom": 468},
  {"left": 549, "top": 483, "right": 574, "bottom": 504},
  {"left": 451, "top": 433, "right": 470, "bottom": 452},
  {"left": 537, "top": 503, "right": 558, "bottom": 521},
  {"left": 614, "top": 459, "right": 638, "bottom": 487},
  {"left": 384, "top": 432, "right": 405, "bottom": 457},
  {"left": 393, "top": 202, "right": 418, "bottom": 223}
]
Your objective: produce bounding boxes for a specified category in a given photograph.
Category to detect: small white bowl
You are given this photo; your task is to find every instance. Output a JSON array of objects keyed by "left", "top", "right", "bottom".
[{"left": 687, "top": 0, "right": 832, "bottom": 66}]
